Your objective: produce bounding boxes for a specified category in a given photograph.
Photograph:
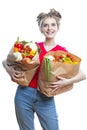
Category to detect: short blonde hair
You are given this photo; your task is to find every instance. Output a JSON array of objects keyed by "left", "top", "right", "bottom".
[{"left": 37, "top": 9, "right": 62, "bottom": 28}]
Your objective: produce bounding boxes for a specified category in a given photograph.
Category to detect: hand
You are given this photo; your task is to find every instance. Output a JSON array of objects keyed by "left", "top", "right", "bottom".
[
  {"left": 2, "top": 60, "right": 24, "bottom": 82},
  {"left": 49, "top": 69, "right": 86, "bottom": 93},
  {"left": 49, "top": 76, "right": 72, "bottom": 92},
  {"left": 10, "top": 68, "right": 24, "bottom": 83}
]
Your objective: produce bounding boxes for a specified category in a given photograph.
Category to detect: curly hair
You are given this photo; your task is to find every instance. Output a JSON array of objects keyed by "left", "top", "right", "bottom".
[{"left": 37, "top": 8, "right": 62, "bottom": 28}]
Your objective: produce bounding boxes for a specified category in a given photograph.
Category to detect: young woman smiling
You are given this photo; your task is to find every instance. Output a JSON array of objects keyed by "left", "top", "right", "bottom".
[{"left": 3, "top": 9, "right": 86, "bottom": 130}]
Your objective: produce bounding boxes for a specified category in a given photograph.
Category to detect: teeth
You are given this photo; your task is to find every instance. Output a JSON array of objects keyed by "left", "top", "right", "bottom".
[{"left": 47, "top": 32, "right": 53, "bottom": 34}]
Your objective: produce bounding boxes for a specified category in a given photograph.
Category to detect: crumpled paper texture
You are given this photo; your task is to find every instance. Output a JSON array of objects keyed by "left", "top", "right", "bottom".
[
  {"left": 38, "top": 51, "right": 81, "bottom": 97},
  {"left": 7, "top": 47, "right": 40, "bottom": 86}
]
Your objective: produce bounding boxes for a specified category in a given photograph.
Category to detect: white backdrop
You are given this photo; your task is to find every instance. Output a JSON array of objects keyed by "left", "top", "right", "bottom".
[{"left": 0, "top": 0, "right": 87, "bottom": 130}]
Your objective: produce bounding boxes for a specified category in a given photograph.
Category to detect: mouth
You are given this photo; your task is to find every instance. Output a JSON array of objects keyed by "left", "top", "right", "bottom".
[{"left": 46, "top": 31, "right": 54, "bottom": 35}]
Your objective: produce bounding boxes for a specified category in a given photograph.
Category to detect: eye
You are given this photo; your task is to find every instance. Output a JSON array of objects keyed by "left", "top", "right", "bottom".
[
  {"left": 51, "top": 23, "right": 56, "bottom": 26},
  {"left": 43, "top": 24, "right": 48, "bottom": 27}
]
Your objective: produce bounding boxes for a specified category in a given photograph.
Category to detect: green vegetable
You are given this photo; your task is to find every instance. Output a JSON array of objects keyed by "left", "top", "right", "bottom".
[
  {"left": 44, "top": 57, "right": 51, "bottom": 81},
  {"left": 63, "top": 57, "right": 73, "bottom": 63}
]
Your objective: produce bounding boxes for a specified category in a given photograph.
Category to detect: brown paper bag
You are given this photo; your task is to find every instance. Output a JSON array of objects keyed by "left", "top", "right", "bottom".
[
  {"left": 38, "top": 51, "right": 81, "bottom": 97},
  {"left": 7, "top": 47, "right": 40, "bottom": 86}
]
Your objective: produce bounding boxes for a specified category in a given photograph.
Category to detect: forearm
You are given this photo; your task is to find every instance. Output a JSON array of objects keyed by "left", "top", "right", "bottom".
[
  {"left": 2, "top": 60, "right": 10, "bottom": 72},
  {"left": 68, "top": 69, "right": 86, "bottom": 84}
]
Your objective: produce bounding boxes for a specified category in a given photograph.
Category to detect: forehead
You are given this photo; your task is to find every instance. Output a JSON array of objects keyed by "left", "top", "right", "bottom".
[{"left": 43, "top": 17, "right": 57, "bottom": 24}]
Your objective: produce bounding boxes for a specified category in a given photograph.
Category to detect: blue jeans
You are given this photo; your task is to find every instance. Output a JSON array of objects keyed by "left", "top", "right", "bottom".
[{"left": 14, "top": 86, "right": 59, "bottom": 130}]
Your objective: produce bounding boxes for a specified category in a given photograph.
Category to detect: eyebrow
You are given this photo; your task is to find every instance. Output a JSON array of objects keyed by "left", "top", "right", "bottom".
[{"left": 43, "top": 22, "right": 57, "bottom": 26}]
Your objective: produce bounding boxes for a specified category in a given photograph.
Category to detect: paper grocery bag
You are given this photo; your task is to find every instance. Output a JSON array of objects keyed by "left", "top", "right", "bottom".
[
  {"left": 38, "top": 51, "right": 81, "bottom": 97},
  {"left": 6, "top": 47, "right": 40, "bottom": 86}
]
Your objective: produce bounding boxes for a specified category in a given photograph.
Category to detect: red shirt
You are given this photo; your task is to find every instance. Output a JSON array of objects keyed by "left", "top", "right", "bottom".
[{"left": 29, "top": 42, "right": 67, "bottom": 88}]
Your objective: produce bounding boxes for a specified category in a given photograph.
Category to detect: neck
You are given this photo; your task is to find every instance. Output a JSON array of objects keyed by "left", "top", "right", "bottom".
[{"left": 44, "top": 38, "right": 56, "bottom": 46}]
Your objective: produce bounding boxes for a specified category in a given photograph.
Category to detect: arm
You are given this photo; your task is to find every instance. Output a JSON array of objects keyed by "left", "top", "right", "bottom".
[
  {"left": 63, "top": 69, "right": 86, "bottom": 85},
  {"left": 49, "top": 69, "right": 86, "bottom": 91},
  {"left": 2, "top": 60, "right": 24, "bottom": 82},
  {"left": 2, "top": 60, "right": 13, "bottom": 75}
]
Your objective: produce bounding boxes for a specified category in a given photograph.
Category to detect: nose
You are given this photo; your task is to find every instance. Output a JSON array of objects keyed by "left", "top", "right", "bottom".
[{"left": 48, "top": 25, "right": 51, "bottom": 30}]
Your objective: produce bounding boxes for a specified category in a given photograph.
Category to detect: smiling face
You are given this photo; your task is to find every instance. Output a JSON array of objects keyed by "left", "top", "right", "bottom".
[{"left": 41, "top": 17, "right": 58, "bottom": 39}]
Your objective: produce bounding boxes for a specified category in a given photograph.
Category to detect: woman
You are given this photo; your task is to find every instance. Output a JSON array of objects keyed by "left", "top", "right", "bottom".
[{"left": 3, "top": 9, "right": 86, "bottom": 130}]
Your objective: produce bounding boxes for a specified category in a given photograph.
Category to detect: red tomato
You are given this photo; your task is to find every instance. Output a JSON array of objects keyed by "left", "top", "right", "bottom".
[
  {"left": 29, "top": 55, "right": 34, "bottom": 59},
  {"left": 59, "top": 55, "right": 64, "bottom": 59},
  {"left": 14, "top": 42, "right": 23, "bottom": 50},
  {"left": 66, "top": 54, "right": 71, "bottom": 57}
]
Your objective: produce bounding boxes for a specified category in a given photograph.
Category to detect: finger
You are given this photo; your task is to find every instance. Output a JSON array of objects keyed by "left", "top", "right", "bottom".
[
  {"left": 50, "top": 81, "right": 60, "bottom": 85},
  {"left": 15, "top": 71, "right": 23, "bottom": 74},
  {"left": 51, "top": 87, "right": 60, "bottom": 92},
  {"left": 14, "top": 73, "right": 24, "bottom": 78},
  {"left": 12, "top": 73, "right": 22, "bottom": 81},
  {"left": 56, "top": 76, "right": 65, "bottom": 80},
  {"left": 11, "top": 76, "right": 18, "bottom": 82},
  {"left": 50, "top": 81, "right": 59, "bottom": 85},
  {"left": 49, "top": 84, "right": 57, "bottom": 88},
  {"left": 14, "top": 74, "right": 23, "bottom": 78}
]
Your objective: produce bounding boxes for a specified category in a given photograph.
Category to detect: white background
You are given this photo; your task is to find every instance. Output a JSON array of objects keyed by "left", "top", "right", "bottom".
[{"left": 0, "top": 0, "right": 87, "bottom": 130}]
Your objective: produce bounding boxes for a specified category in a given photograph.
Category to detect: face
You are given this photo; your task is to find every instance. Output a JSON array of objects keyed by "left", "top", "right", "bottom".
[{"left": 41, "top": 17, "right": 58, "bottom": 39}]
